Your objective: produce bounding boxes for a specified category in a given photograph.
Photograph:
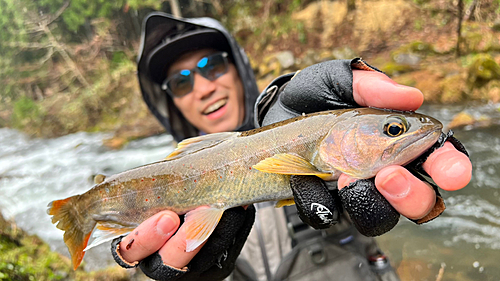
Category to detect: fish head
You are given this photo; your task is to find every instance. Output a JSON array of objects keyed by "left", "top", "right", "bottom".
[{"left": 318, "top": 108, "right": 443, "bottom": 179}]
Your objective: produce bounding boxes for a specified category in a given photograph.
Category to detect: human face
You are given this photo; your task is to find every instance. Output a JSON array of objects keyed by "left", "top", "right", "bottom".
[{"left": 167, "top": 49, "right": 245, "bottom": 134}]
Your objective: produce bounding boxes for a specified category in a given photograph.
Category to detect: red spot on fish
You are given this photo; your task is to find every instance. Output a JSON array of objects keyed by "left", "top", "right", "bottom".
[
  {"left": 194, "top": 180, "right": 197, "bottom": 183},
  {"left": 152, "top": 178, "right": 156, "bottom": 181},
  {"left": 158, "top": 196, "right": 161, "bottom": 199},
  {"left": 145, "top": 199, "right": 148, "bottom": 202},
  {"left": 141, "top": 179, "right": 144, "bottom": 182},
  {"left": 220, "top": 176, "right": 222, "bottom": 179},
  {"left": 249, "top": 167, "right": 252, "bottom": 170}
]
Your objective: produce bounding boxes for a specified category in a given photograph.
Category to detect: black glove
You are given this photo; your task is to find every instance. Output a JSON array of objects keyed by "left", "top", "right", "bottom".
[
  {"left": 255, "top": 58, "right": 440, "bottom": 236},
  {"left": 111, "top": 205, "right": 255, "bottom": 281}
]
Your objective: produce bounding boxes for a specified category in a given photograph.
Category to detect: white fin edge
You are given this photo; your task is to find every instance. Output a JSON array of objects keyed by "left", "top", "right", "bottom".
[{"left": 83, "top": 224, "right": 133, "bottom": 252}]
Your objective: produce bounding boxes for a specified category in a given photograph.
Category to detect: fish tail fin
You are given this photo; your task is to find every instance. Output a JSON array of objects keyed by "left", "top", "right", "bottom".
[{"left": 47, "top": 196, "right": 95, "bottom": 270}]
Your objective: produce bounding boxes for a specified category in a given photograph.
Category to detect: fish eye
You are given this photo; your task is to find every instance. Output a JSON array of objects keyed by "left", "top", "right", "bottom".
[{"left": 383, "top": 116, "right": 408, "bottom": 137}]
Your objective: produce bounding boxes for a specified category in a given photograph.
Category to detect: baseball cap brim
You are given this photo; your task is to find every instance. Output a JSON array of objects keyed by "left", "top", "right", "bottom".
[{"left": 146, "top": 29, "right": 231, "bottom": 84}]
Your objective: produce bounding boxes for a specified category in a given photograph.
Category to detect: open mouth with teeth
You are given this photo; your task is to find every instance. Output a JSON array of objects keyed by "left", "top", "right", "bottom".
[{"left": 203, "top": 98, "right": 228, "bottom": 115}]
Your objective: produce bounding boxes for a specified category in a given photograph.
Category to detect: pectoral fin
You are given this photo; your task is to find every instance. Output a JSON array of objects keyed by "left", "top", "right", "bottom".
[
  {"left": 275, "top": 199, "right": 296, "bottom": 208},
  {"left": 253, "top": 153, "right": 332, "bottom": 179},
  {"left": 184, "top": 207, "right": 225, "bottom": 252}
]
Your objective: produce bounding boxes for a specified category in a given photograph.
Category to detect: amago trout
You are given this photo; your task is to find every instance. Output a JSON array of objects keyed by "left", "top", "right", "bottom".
[{"left": 47, "top": 108, "right": 442, "bottom": 269}]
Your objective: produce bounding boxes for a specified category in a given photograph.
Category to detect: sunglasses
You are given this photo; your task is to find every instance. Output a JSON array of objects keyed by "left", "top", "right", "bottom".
[{"left": 161, "top": 52, "right": 229, "bottom": 98}]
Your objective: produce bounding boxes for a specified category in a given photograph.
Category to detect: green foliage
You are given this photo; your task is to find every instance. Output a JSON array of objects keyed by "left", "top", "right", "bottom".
[
  {"left": 11, "top": 97, "right": 45, "bottom": 130},
  {"left": 391, "top": 41, "right": 435, "bottom": 59},
  {"left": 127, "top": 0, "right": 162, "bottom": 10},
  {"left": 36, "top": 0, "right": 126, "bottom": 32},
  {"left": 0, "top": 213, "right": 130, "bottom": 281},
  {"left": 412, "top": 0, "right": 432, "bottom": 5},
  {"left": 467, "top": 53, "right": 500, "bottom": 88},
  {"left": 297, "top": 22, "right": 307, "bottom": 44}
]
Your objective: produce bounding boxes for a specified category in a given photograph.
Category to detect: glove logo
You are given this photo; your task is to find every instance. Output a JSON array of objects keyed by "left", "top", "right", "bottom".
[{"left": 310, "top": 203, "right": 334, "bottom": 225}]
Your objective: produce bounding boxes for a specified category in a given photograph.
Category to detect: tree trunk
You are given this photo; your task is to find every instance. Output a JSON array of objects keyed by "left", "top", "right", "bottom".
[
  {"left": 347, "top": 0, "right": 356, "bottom": 12},
  {"left": 465, "top": 0, "right": 479, "bottom": 21},
  {"left": 456, "top": 0, "right": 464, "bottom": 57},
  {"left": 170, "top": 0, "right": 182, "bottom": 17}
]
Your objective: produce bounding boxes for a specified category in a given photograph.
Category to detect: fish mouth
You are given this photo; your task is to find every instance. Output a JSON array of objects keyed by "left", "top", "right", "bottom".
[
  {"left": 396, "top": 127, "right": 442, "bottom": 163},
  {"left": 203, "top": 98, "right": 228, "bottom": 115}
]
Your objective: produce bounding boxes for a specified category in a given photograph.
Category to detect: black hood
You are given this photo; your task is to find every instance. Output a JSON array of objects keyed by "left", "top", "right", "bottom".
[{"left": 137, "top": 12, "right": 259, "bottom": 142}]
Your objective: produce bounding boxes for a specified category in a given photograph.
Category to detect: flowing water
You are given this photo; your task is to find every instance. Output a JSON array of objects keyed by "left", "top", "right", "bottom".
[
  {"left": 1, "top": 104, "right": 500, "bottom": 279},
  {"left": 0, "top": 130, "right": 176, "bottom": 271}
]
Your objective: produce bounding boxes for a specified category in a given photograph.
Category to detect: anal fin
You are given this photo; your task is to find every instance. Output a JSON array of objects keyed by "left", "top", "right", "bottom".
[{"left": 184, "top": 207, "right": 225, "bottom": 252}]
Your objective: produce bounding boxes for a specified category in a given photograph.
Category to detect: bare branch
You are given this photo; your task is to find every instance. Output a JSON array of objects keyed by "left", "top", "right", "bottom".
[
  {"left": 46, "top": 1, "right": 70, "bottom": 26},
  {"left": 3, "top": 42, "right": 52, "bottom": 49},
  {"left": 39, "top": 47, "right": 55, "bottom": 65}
]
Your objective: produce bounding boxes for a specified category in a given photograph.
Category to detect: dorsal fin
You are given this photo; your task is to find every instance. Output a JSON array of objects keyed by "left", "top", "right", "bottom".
[{"left": 166, "top": 132, "right": 240, "bottom": 160}]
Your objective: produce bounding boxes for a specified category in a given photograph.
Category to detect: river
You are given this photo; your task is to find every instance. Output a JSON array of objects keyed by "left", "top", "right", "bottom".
[{"left": 1, "top": 104, "right": 499, "bottom": 280}]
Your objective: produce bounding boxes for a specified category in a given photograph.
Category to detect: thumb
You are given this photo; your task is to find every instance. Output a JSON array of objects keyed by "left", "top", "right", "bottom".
[{"left": 352, "top": 70, "right": 423, "bottom": 111}]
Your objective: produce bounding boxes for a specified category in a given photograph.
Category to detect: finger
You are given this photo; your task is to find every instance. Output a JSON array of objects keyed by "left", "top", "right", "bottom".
[
  {"left": 423, "top": 141, "right": 472, "bottom": 191},
  {"left": 352, "top": 70, "right": 424, "bottom": 111},
  {"left": 374, "top": 166, "right": 436, "bottom": 219},
  {"left": 119, "top": 211, "right": 180, "bottom": 263},
  {"left": 338, "top": 167, "right": 436, "bottom": 220},
  {"left": 158, "top": 219, "right": 205, "bottom": 269}
]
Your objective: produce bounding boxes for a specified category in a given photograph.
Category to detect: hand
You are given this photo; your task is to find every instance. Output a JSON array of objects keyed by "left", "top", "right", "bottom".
[
  {"left": 338, "top": 70, "right": 472, "bottom": 220},
  {"left": 111, "top": 206, "right": 255, "bottom": 281},
  {"left": 259, "top": 59, "right": 472, "bottom": 235}
]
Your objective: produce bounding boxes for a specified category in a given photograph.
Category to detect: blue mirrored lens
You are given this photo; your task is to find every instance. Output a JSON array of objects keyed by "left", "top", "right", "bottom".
[
  {"left": 197, "top": 57, "right": 208, "bottom": 68},
  {"left": 164, "top": 53, "right": 227, "bottom": 97}
]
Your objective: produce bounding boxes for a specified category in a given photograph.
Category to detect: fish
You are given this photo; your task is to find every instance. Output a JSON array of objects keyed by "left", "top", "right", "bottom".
[{"left": 47, "top": 108, "right": 442, "bottom": 269}]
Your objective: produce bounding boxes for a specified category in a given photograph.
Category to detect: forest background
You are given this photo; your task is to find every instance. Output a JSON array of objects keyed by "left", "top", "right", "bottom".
[
  {"left": 2, "top": 0, "right": 500, "bottom": 147},
  {"left": 2, "top": 0, "right": 500, "bottom": 280}
]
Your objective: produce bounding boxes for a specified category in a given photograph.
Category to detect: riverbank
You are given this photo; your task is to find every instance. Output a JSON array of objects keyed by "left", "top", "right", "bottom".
[
  {"left": 2, "top": 1, "right": 500, "bottom": 147},
  {"left": 0, "top": 211, "right": 131, "bottom": 281}
]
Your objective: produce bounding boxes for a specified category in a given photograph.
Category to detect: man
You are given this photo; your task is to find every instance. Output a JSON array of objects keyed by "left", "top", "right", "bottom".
[{"left": 111, "top": 12, "right": 472, "bottom": 281}]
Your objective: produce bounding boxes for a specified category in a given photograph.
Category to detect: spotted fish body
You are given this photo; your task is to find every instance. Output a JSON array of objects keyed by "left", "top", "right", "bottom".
[{"left": 47, "top": 108, "right": 442, "bottom": 269}]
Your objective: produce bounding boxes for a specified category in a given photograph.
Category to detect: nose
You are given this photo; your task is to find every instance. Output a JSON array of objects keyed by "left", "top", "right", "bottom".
[{"left": 191, "top": 72, "right": 216, "bottom": 100}]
